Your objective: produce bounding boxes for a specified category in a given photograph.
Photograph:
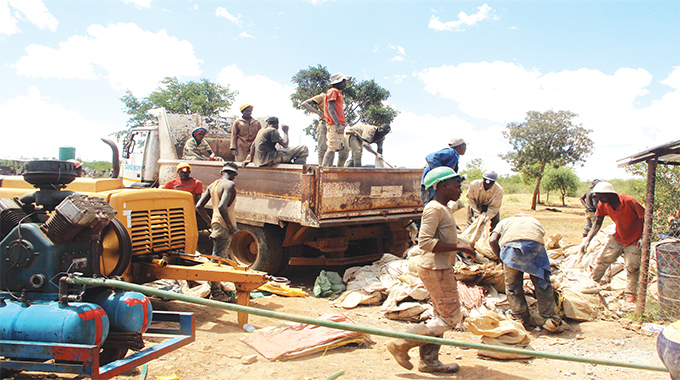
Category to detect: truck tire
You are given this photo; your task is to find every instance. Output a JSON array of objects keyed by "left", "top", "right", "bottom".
[{"left": 229, "top": 224, "right": 283, "bottom": 274}]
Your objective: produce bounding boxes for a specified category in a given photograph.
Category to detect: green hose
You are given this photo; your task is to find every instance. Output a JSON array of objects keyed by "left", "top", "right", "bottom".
[{"left": 71, "top": 276, "right": 668, "bottom": 373}]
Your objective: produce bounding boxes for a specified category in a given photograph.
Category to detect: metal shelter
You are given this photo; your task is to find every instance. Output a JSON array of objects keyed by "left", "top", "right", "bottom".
[{"left": 617, "top": 138, "right": 680, "bottom": 317}]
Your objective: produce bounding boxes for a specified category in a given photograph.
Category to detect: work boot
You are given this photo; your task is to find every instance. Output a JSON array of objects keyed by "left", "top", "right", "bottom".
[
  {"left": 542, "top": 318, "right": 568, "bottom": 333},
  {"left": 386, "top": 323, "right": 432, "bottom": 370},
  {"left": 418, "top": 343, "right": 460, "bottom": 373},
  {"left": 210, "top": 281, "right": 236, "bottom": 303}
]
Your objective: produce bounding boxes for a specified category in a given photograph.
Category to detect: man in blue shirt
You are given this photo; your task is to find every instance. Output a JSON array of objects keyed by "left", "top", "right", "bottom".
[{"left": 420, "top": 137, "right": 467, "bottom": 206}]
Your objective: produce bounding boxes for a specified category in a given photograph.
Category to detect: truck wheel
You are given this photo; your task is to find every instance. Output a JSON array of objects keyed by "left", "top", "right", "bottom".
[{"left": 229, "top": 225, "right": 283, "bottom": 274}]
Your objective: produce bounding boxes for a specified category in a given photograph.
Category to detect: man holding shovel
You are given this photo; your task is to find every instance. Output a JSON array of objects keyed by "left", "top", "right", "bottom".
[{"left": 344, "top": 123, "right": 390, "bottom": 167}]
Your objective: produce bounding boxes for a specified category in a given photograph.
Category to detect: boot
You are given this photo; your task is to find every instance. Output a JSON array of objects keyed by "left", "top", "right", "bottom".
[
  {"left": 418, "top": 343, "right": 460, "bottom": 373},
  {"left": 386, "top": 323, "right": 432, "bottom": 370},
  {"left": 210, "top": 281, "right": 236, "bottom": 303}
]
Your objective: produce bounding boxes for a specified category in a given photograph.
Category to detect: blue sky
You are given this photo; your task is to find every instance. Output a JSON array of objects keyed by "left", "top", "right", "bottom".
[{"left": 1, "top": 0, "right": 678, "bottom": 180}]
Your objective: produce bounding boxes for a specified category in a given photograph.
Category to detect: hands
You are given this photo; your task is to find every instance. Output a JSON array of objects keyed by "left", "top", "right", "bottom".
[
  {"left": 230, "top": 148, "right": 238, "bottom": 157},
  {"left": 336, "top": 124, "right": 346, "bottom": 134},
  {"left": 281, "top": 124, "right": 290, "bottom": 133}
]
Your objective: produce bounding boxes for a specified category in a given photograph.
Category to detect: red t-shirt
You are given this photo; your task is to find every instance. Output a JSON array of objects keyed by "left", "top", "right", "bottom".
[
  {"left": 163, "top": 177, "right": 203, "bottom": 196},
  {"left": 323, "top": 87, "right": 345, "bottom": 126},
  {"left": 596, "top": 193, "right": 645, "bottom": 246}
]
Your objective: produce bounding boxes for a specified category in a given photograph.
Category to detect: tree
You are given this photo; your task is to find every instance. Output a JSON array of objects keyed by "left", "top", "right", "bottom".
[
  {"left": 626, "top": 163, "right": 680, "bottom": 238},
  {"left": 290, "top": 65, "right": 399, "bottom": 141},
  {"left": 500, "top": 110, "right": 593, "bottom": 210},
  {"left": 461, "top": 158, "right": 485, "bottom": 182},
  {"left": 119, "top": 77, "right": 237, "bottom": 136},
  {"left": 542, "top": 166, "right": 580, "bottom": 206}
]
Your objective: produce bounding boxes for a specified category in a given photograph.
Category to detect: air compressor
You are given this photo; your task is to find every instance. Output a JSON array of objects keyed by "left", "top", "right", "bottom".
[{"left": 0, "top": 160, "right": 194, "bottom": 379}]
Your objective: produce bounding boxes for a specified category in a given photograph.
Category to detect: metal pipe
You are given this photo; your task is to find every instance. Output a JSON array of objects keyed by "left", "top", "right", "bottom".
[{"left": 70, "top": 276, "right": 668, "bottom": 373}]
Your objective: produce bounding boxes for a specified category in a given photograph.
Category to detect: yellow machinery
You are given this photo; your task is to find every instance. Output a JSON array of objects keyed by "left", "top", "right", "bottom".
[{"left": 0, "top": 174, "right": 269, "bottom": 326}]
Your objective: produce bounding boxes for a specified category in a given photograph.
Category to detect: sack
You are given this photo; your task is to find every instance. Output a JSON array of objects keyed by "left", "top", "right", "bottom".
[
  {"left": 561, "top": 288, "right": 602, "bottom": 321},
  {"left": 465, "top": 311, "right": 533, "bottom": 360},
  {"left": 460, "top": 215, "right": 496, "bottom": 260},
  {"left": 313, "top": 270, "right": 346, "bottom": 298}
]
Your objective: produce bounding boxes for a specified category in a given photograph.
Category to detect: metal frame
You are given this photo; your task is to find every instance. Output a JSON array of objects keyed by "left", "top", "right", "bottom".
[{"left": 0, "top": 311, "right": 195, "bottom": 379}]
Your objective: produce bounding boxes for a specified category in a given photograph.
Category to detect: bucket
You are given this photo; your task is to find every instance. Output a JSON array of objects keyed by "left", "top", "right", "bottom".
[
  {"left": 656, "top": 242, "right": 680, "bottom": 320},
  {"left": 58, "top": 146, "right": 76, "bottom": 161}
]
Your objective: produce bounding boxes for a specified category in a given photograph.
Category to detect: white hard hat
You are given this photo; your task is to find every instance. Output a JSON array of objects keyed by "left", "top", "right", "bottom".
[{"left": 592, "top": 181, "right": 615, "bottom": 193}]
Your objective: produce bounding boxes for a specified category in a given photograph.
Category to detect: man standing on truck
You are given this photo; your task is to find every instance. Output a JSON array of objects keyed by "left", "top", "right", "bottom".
[
  {"left": 183, "top": 126, "right": 222, "bottom": 161},
  {"left": 489, "top": 213, "right": 567, "bottom": 333},
  {"left": 580, "top": 179, "right": 600, "bottom": 237},
  {"left": 230, "top": 104, "right": 261, "bottom": 162},
  {"left": 163, "top": 163, "right": 203, "bottom": 203},
  {"left": 345, "top": 124, "right": 390, "bottom": 167},
  {"left": 467, "top": 170, "right": 503, "bottom": 231},
  {"left": 247, "top": 117, "right": 309, "bottom": 166},
  {"left": 321, "top": 73, "right": 351, "bottom": 167},
  {"left": 579, "top": 181, "right": 645, "bottom": 306},
  {"left": 387, "top": 166, "right": 474, "bottom": 374},
  {"left": 302, "top": 92, "right": 350, "bottom": 166},
  {"left": 420, "top": 138, "right": 467, "bottom": 206},
  {"left": 196, "top": 162, "right": 240, "bottom": 303}
]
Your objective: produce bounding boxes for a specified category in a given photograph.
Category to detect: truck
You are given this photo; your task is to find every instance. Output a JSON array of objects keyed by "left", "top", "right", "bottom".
[{"left": 120, "top": 108, "right": 424, "bottom": 274}]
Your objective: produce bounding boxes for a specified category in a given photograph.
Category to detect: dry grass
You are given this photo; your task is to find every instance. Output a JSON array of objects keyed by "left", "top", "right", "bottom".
[{"left": 455, "top": 193, "right": 586, "bottom": 247}]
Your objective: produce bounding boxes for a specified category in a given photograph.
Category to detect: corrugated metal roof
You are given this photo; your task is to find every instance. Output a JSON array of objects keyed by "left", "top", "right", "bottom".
[{"left": 617, "top": 138, "right": 680, "bottom": 167}]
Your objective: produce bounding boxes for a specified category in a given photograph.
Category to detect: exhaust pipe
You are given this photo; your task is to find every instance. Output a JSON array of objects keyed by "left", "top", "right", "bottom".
[{"left": 101, "top": 137, "right": 120, "bottom": 178}]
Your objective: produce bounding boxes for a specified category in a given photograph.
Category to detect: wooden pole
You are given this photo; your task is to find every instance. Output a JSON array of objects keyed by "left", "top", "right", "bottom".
[{"left": 636, "top": 157, "right": 657, "bottom": 318}]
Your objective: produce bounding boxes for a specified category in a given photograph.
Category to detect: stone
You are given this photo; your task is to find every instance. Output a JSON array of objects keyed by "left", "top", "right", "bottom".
[{"left": 241, "top": 354, "right": 258, "bottom": 364}]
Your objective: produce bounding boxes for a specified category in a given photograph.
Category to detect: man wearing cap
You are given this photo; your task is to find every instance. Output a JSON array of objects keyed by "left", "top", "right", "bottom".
[
  {"left": 579, "top": 181, "right": 645, "bottom": 305},
  {"left": 420, "top": 138, "right": 467, "bottom": 206},
  {"left": 580, "top": 179, "right": 601, "bottom": 237},
  {"left": 247, "top": 117, "right": 309, "bottom": 167},
  {"left": 489, "top": 214, "right": 567, "bottom": 333},
  {"left": 466, "top": 170, "right": 504, "bottom": 230},
  {"left": 164, "top": 163, "right": 204, "bottom": 203},
  {"left": 196, "top": 162, "right": 240, "bottom": 303},
  {"left": 321, "top": 73, "right": 351, "bottom": 167},
  {"left": 230, "top": 104, "right": 261, "bottom": 161},
  {"left": 183, "top": 126, "right": 222, "bottom": 161},
  {"left": 344, "top": 124, "right": 391, "bottom": 167},
  {"left": 387, "top": 167, "right": 474, "bottom": 374}
]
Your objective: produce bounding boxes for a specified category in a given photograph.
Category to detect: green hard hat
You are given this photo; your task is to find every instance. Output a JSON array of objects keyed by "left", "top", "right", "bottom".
[{"left": 424, "top": 166, "right": 463, "bottom": 190}]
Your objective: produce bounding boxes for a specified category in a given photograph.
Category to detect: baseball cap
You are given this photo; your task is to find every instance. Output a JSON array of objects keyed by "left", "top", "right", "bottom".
[{"left": 177, "top": 163, "right": 191, "bottom": 172}]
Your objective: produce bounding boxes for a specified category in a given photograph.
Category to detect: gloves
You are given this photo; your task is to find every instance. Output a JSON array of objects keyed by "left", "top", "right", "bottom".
[{"left": 335, "top": 124, "right": 346, "bottom": 134}]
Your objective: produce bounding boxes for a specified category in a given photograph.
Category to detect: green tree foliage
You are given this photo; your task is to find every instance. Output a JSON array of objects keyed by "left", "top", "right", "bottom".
[
  {"left": 290, "top": 65, "right": 399, "bottom": 141},
  {"left": 500, "top": 110, "right": 593, "bottom": 210},
  {"left": 119, "top": 77, "right": 237, "bottom": 137},
  {"left": 461, "top": 158, "right": 485, "bottom": 182},
  {"left": 542, "top": 166, "right": 580, "bottom": 206},
  {"left": 625, "top": 163, "right": 680, "bottom": 238}
]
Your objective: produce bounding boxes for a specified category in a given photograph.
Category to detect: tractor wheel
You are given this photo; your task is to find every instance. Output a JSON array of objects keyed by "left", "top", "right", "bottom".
[
  {"left": 229, "top": 224, "right": 283, "bottom": 274},
  {"left": 99, "top": 347, "right": 128, "bottom": 365}
]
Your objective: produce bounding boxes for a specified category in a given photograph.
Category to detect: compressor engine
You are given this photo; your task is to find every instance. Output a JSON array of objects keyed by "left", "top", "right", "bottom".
[{"left": 0, "top": 160, "right": 153, "bottom": 366}]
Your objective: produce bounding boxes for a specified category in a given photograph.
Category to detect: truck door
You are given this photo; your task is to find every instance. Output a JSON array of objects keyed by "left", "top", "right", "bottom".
[{"left": 121, "top": 130, "right": 155, "bottom": 187}]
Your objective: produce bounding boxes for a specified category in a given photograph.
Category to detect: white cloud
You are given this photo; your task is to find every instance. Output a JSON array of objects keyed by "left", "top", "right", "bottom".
[
  {"left": 388, "top": 44, "right": 406, "bottom": 62},
  {"left": 1, "top": 0, "right": 58, "bottom": 35},
  {"left": 123, "top": 0, "right": 152, "bottom": 8},
  {"left": 429, "top": 4, "right": 494, "bottom": 31},
  {"left": 12, "top": 23, "right": 202, "bottom": 96},
  {"left": 216, "top": 65, "right": 317, "bottom": 160},
  {"left": 215, "top": 7, "right": 241, "bottom": 25},
  {"left": 415, "top": 62, "right": 680, "bottom": 180},
  {"left": 0, "top": 86, "right": 121, "bottom": 161},
  {"left": 239, "top": 31, "right": 255, "bottom": 39}
]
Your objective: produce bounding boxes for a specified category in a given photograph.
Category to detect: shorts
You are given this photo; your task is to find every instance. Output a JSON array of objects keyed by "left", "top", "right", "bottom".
[{"left": 326, "top": 124, "right": 345, "bottom": 151}]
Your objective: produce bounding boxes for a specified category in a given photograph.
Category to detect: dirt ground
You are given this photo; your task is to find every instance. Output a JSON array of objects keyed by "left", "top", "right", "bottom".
[{"left": 7, "top": 194, "right": 672, "bottom": 380}]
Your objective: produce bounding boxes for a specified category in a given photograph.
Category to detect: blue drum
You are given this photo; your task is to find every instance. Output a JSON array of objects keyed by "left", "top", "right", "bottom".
[{"left": 657, "top": 320, "right": 680, "bottom": 380}]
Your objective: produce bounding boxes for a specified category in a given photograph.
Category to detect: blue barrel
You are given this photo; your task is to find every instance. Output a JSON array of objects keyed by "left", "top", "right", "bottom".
[
  {"left": 58, "top": 146, "right": 76, "bottom": 161},
  {"left": 0, "top": 300, "right": 109, "bottom": 346},
  {"left": 657, "top": 320, "right": 680, "bottom": 379},
  {"left": 657, "top": 242, "right": 680, "bottom": 320},
  {"left": 85, "top": 290, "right": 153, "bottom": 334}
]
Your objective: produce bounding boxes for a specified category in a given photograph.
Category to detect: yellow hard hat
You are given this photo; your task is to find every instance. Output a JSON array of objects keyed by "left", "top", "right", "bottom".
[{"left": 176, "top": 163, "right": 191, "bottom": 172}]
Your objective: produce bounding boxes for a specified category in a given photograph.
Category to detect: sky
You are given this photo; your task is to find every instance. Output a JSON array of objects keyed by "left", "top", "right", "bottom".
[{"left": 1, "top": 0, "right": 678, "bottom": 181}]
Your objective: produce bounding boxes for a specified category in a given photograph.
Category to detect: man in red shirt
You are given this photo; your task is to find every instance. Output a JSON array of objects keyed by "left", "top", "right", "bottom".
[
  {"left": 321, "top": 73, "right": 351, "bottom": 167},
  {"left": 580, "top": 181, "right": 645, "bottom": 304},
  {"left": 163, "top": 163, "right": 203, "bottom": 203}
]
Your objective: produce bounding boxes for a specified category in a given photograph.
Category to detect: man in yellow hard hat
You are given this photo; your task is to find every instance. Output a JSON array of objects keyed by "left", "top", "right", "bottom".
[
  {"left": 163, "top": 163, "right": 203, "bottom": 203},
  {"left": 230, "top": 104, "right": 261, "bottom": 161}
]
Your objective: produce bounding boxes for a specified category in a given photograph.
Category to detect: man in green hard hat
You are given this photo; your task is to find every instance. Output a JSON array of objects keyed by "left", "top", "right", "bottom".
[{"left": 387, "top": 166, "right": 475, "bottom": 374}]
